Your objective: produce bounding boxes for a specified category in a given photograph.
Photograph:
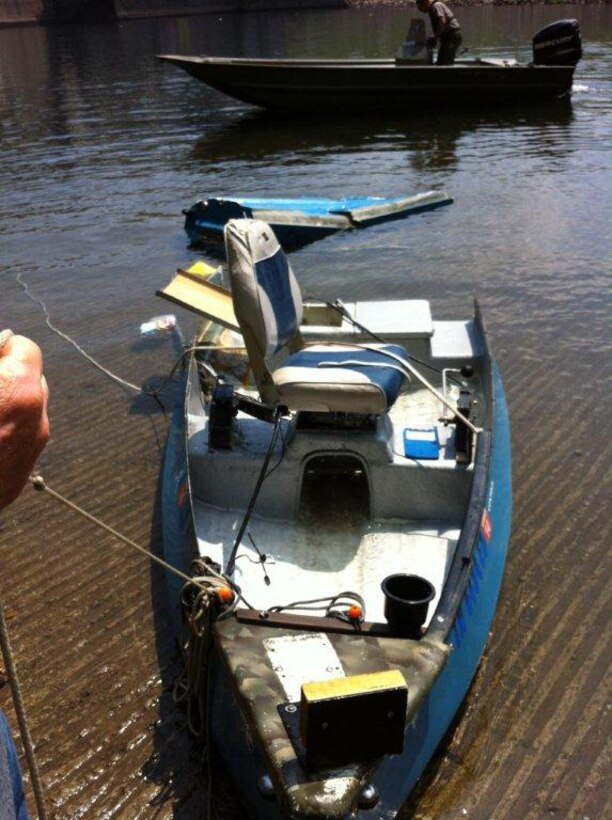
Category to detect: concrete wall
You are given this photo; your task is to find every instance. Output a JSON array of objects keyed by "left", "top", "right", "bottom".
[
  {"left": 0, "top": 0, "right": 345, "bottom": 26},
  {"left": 0, "top": 0, "right": 44, "bottom": 25},
  {"left": 115, "top": 0, "right": 346, "bottom": 18}
]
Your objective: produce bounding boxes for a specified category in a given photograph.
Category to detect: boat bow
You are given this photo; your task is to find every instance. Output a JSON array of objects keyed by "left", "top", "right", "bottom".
[{"left": 214, "top": 618, "right": 449, "bottom": 817}]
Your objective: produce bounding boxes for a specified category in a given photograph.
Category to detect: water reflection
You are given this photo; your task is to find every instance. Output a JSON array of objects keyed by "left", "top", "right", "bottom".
[{"left": 192, "top": 101, "right": 574, "bottom": 173}]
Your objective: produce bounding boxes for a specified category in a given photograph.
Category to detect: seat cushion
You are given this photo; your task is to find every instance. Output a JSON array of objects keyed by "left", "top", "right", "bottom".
[
  {"left": 225, "top": 219, "right": 303, "bottom": 359},
  {"left": 272, "top": 344, "right": 408, "bottom": 414}
]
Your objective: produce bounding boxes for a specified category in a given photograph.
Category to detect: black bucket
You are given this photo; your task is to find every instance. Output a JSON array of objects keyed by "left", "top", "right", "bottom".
[{"left": 381, "top": 574, "right": 436, "bottom": 637}]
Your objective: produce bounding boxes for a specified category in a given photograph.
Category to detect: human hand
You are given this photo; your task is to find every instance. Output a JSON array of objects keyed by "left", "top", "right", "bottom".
[{"left": 0, "top": 331, "right": 49, "bottom": 509}]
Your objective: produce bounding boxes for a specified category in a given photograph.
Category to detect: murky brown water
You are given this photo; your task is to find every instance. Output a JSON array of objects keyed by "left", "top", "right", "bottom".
[{"left": 1, "top": 5, "right": 610, "bottom": 819}]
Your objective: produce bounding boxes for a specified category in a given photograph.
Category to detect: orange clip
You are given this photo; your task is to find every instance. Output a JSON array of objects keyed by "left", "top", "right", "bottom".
[{"left": 216, "top": 586, "right": 234, "bottom": 604}]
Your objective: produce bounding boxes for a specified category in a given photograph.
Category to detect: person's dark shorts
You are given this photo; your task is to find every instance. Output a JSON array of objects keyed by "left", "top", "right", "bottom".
[{"left": 437, "top": 30, "right": 463, "bottom": 65}]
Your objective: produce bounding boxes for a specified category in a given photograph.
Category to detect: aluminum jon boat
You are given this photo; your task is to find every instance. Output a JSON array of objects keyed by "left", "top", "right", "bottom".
[
  {"left": 158, "top": 19, "right": 581, "bottom": 113},
  {"left": 183, "top": 192, "right": 453, "bottom": 250},
  {"left": 158, "top": 219, "right": 512, "bottom": 819}
]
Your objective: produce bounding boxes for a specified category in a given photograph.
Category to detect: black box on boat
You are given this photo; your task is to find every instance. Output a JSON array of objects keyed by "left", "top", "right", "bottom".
[
  {"left": 455, "top": 389, "right": 474, "bottom": 465},
  {"left": 209, "top": 382, "right": 234, "bottom": 449},
  {"left": 299, "top": 670, "right": 407, "bottom": 769}
]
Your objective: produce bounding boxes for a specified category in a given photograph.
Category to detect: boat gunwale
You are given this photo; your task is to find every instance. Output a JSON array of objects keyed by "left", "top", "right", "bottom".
[
  {"left": 159, "top": 53, "right": 575, "bottom": 73},
  {"left": 426, "top": 299, "right": 496, "bottom": 644}
]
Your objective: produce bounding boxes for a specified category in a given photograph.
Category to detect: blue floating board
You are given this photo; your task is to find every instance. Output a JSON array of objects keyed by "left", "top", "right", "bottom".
[
  {"left": 404, "top": 426, "right": 440, "bottom": 460},
  {"left": 183, "top": 192, "right": 453, "bottom": 250}
]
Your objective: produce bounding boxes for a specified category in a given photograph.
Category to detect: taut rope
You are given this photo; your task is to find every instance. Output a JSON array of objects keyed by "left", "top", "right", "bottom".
[
  {"left": 0, "top": 604, "right": 49, "bottom": 819},
  {"left": 29, "top": 474, "right": 213, "bottom": 595}
]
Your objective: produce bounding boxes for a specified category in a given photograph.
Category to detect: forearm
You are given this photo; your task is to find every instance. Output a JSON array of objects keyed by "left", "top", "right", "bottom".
[{"left": 0, "top": 333, "right": 49, "bottom": 509}]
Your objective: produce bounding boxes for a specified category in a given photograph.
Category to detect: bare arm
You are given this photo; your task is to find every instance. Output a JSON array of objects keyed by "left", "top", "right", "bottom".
[{"left": 0, "top": 333, "right": 49, "bottom": 509}]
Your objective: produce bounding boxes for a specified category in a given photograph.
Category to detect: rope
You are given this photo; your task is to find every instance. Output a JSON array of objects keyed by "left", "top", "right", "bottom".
[
  {"left": 174, "top": 580, "right": 215, "bottom": 736},
  {"left": 265, "top": 591, "right": 365, "bottom": 627},
  {"left": 29, "top": 471, "right": 235, "bottom": 815},
  {"left": 14, "top": 271, "right": 214, "bottom": 414},
  {"left": 16, "top": 271, "right": 144, "bottom": 394},
  {"left": 28, "top": 474, "right": 265, "bottom": 617},
  {"left": 0, "top": 604, "right": 49, "bottom": 819},
  {"left": 29, "top": 475, "right": 216, "bottom": 597}
]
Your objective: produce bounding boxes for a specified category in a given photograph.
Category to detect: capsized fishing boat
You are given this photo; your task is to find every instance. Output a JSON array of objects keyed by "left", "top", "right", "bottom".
[
  {"left": 158, "top": 219, "right": 512, "bottom": 819},
  {"left": 183, "top": 192, "right": 453, "bottom": 250},
  {"left": 158, "top": 19, "right": 581, "bottom": 113}
]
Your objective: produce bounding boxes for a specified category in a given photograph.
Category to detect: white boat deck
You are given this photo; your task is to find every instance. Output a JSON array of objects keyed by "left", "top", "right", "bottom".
[
  {"left": 189, "top": 313, "right": 478, "bottom": 627},
  {"left": 193, "top": 499, "right": 458, "bottom": 625}
]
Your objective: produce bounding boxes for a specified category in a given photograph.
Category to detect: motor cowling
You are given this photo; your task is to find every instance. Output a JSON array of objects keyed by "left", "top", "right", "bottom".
[{"left": 532, "top": 19, "right": 582, "bottom": 67}]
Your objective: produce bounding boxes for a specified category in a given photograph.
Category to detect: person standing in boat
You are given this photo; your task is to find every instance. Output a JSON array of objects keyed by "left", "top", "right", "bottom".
[
  {"left": 416, "top": 0, "right": 463, "bottom": 66},
  {"left": 0, "top": 328, "right": 49, "bottom": 820}
]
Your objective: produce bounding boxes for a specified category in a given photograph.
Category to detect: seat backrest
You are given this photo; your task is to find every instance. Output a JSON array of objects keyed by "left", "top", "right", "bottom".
[{"left": 224, "top": 219, "right": 304, "bottom": 402}]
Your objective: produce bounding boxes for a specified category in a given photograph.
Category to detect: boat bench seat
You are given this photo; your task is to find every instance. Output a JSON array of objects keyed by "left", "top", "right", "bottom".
[
  {"left": 301, "top": 299, "right": 434, "bottom": 342},
  {"left": 190, "top": 416, "right": 470, "bottom": 521}
]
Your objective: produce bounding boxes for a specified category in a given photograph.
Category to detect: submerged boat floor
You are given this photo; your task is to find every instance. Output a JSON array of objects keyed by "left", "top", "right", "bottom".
[{"left": 194, "top": 504, "right": 458, "bottom": 624}]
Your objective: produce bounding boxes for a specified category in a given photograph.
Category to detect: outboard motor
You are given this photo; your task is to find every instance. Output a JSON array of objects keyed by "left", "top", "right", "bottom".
[{"left": 532, "top": 19, "right": 582, "bottom": 67}]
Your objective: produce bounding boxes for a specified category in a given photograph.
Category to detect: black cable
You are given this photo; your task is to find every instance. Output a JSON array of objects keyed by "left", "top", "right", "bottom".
[
  {"left": 226, "top": 409, "right": 283, "bottom": 576},
  {"left": 303, "top": 296, "right": 465, "bottom": 386},
  {"left": 243, "top": 532, "right": 272, "bottom": 585},
  {"left": 263, "top": 420, "right": 287, "bottom": 481}
]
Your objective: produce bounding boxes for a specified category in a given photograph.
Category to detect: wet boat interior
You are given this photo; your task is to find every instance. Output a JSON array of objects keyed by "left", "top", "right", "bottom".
[{"left": 189, "top": 302, "right": 484, "bottom": 626}]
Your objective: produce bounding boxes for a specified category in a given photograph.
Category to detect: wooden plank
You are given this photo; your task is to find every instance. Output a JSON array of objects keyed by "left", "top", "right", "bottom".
[
  {"left": 347, "top": 190, "right": 453, "bottom": 225},
  {"left": 236, "top": 608, "right": 394, "bottom": 636},
  {"left": 156, "top": 266, "right": 240, "bottom": 332},
  {"left": 301, "top": 669, "right": 406, "bottom": 702}
]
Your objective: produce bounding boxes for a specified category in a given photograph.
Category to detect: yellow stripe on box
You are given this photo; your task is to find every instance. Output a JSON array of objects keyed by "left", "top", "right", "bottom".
[{"left": 301, "top": 669, "right": 406, "bottom": 703}]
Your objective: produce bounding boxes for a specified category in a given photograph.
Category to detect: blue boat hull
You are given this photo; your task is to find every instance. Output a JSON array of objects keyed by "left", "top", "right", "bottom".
[
  {"left": 159, "top": 307, "right": 512, "bottom": 818},
  {"left": 183, "top": 193, "right": 453, "bottom": 251},
  {"left": 360, "top": 361, "right": 512, "bottom": 816}
]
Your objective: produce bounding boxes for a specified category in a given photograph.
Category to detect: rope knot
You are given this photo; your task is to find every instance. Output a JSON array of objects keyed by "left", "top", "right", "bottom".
[{"left": 30, "top": 474, "right": 46, "bottom": 492}]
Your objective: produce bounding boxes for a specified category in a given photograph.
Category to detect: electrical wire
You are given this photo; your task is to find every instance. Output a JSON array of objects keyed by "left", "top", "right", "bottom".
[
  {"left": 265, "top": 592, "right": 366, "bottom": 627},
  {"left": 303, "top": 296, "right": 465, "bottom": 385},
  {"left": 226, "top": 408, "right": 284, "bottom": 576}
]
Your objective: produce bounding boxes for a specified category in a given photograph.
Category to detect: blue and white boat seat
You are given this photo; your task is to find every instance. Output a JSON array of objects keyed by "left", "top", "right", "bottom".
[{"left": 224, "top": 219, "right": 409, "bottom": 415}]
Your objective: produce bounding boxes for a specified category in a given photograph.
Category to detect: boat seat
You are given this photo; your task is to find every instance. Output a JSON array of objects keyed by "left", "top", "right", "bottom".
[{"left": 224, "top": 218, "right": 408, "bottom": 415}]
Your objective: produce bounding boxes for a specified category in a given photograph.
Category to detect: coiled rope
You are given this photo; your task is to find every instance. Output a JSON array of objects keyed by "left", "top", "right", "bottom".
[{"left": 173, "top": 559, "right": 235, "bottom": 738}]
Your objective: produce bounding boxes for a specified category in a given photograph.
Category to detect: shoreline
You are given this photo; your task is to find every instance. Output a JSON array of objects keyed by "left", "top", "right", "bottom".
[{"left": 346, "top": 1, "right": 605, "bottom": 6}]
